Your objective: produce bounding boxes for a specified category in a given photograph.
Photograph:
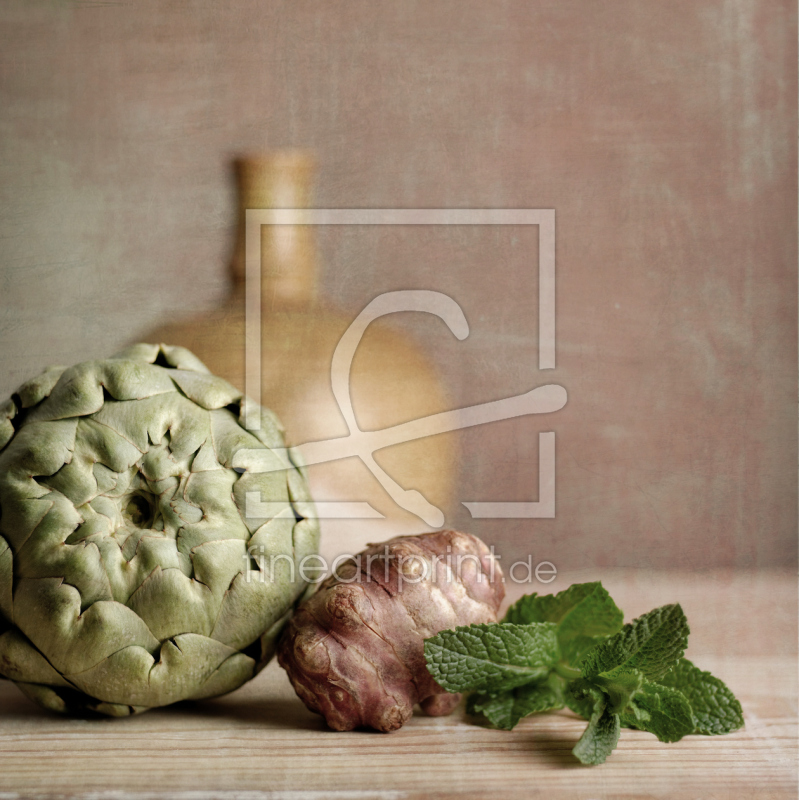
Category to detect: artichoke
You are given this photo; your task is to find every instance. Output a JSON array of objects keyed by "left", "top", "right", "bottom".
[{"left": 0, "top": 343, "right": 319, "bottom": 716}]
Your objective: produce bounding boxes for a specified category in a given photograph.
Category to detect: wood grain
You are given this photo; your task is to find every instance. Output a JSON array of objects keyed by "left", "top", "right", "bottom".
[{"left": 0, "top": 570, "right": 795, "bottom": 799}]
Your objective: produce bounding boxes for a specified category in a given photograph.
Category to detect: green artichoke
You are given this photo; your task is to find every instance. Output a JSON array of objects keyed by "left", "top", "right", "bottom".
[{"left": 0, "top": 343, "right": 319, "bottom": 716}]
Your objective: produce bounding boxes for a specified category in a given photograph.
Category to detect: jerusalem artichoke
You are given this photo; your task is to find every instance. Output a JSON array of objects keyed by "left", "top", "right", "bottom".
[{"left": 277, "top": 530, "right": 504, "bottom": 732}]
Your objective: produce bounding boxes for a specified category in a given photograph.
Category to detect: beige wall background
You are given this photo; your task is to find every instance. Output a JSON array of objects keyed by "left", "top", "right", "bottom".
[{"left": 0, "top": 0, "right": 795, "bottom": 569}]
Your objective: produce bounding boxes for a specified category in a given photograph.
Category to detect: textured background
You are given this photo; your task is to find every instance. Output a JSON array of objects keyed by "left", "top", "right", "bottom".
[{"left": 0, "top": 0, "right": 795, "bottom": 569}]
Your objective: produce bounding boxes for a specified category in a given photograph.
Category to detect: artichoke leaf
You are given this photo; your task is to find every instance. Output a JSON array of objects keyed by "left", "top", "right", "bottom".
[
  {"left": 0, "top": 535, "right": 13, "bottom": 623},
  {"left": 190, "top": 440, "right": 221, "bottom": 473},
  {"left": 182, "top": 470, "right": 249, "bottom": 542},
  {"left": 25, "top": 360, "right": 174, "bottom": 423},
  {"left": 158, "top": 344, "right": 212, "bottom": 374},
  {"left": 73, "top": 418, "right": 143, "bottom": 474},
  {"left": 13, "top": 578, "right": 160, "bottom": 675},
  {"left": 0, "top": 418, "right": 78, "bottom": 479},
  {"left": 126, "top": 566, "right": 216, "bottom": 642},
  {"left": 169, "top": 369, "right": 242, "bottom": 411},
  {"left": 237, "top": 397, "right": 286, "bottom": 449},
  {"left": 247, "top": 510, "right": 296, "bottom": 560},
  {"left": 0, "top": 398, "right": 17, "bottom": 451},
  {"left": 210, "top": 409, "right": 266, "bottom": 469},
  {"left": 234, "top": 470, "right": 291, "bottom": 535},
  {"left": 188, "top": 651, "right": 257, "bottom": 701},
  {"left": 291, "top": 517, "right": 321, "bottom": 567},
  {"left": 66, "top": 633, "right": 253, "bottom": 708},
  {"left": 15, "top": 533, "right": 114, "bottom": 609},
  {"left": 210, "top": 569, "right": 296, "bottom": 652},
  {"left": 15, "top": 365, "right": 67, "bottom": 410},
  {"left": 109, "top": 343, "right": 162, "bottom": 364},
  {"left": 189, "top": 538, "right": 249, "bottom": 602},
  {"left": 0, "top": 629, "right": 71, "bottom": 687},
  {"left": 14, "top": 681, "right": 71, "bottom": 714}
]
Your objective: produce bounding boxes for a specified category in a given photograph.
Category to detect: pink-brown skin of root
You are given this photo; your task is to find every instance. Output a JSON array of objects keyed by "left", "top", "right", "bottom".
[
  {"left": 419, "top": 692, "right": 463, "bottom": 717},
  {"left": 277, "top": 530, "right": 504, "bottom": 732}
]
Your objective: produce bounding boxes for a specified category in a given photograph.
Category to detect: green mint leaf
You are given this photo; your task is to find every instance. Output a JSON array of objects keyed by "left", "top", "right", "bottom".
[
  {"left": 564, "top": 678, "right": 604, "bottom": 720},
  {"left": 572, "top": 701, "right": 621, "bottom": 765},
  {"left": 468, "top": 678, "right": 564, "bottom": 730},
  {"left": 579, "top": 603, "right": 689, "bottom": 682},
  {"left": 503, "top": 581, "right": 624, "bottom": 666},
  {"left": 592, "top": 669, "right": 645, "bottom": 714},
  {"left": 503, "top": 581, "right": 618, "bottom": 626},
  {"left": 424, "top": 623, "right": 559, "bottom": 695},
  {"left": 619, "top": 679, "right": 695, "bottom": 742},
  {"left": 657, "top": 658, "right": 744, "bottom": 735}
]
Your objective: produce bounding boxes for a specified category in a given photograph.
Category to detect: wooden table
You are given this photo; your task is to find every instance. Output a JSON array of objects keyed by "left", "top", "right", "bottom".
[{"left": 0, "top": 569, "right": 795, "bottom": 799}]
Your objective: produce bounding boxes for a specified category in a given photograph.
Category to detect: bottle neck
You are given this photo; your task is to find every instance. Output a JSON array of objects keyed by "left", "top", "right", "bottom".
[{"left": 229, "top": 151, "right": 317, "bottom": 310}]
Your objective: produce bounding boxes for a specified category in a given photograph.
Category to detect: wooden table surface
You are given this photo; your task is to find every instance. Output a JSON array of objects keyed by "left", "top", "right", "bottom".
[{"left": 0, "top": 569, "right": 795, "bottom": 800}]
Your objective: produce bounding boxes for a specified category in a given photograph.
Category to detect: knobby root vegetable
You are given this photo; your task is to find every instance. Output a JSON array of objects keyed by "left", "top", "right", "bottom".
[{"left": 277, "top": 530, "right": 504, "bottom": 732}]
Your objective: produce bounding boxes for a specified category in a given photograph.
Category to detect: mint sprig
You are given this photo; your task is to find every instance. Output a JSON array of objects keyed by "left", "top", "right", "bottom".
[
  {"left": 579, "top": 603, "right": 689, "bottom": 683},
  {"left": 467, "top": 676, "right": 564, "bottom": 730},
  {"left": 618, "top": 678, "right": 695, "bottom": 742},
  {"left": 658, "top": 657, "right": 744, "bottom": 735},
  {"left": 423, "top": 622, "right": 558, "bottom": 694},
  {"left": 504, "top": 581, "right": 624, "bottom": 666},
  {"left": 423, "top": 582, "right": 744, "bottom": 765},
  {"left": 572, "top": 699, "right": 620, "bottom": 765}
]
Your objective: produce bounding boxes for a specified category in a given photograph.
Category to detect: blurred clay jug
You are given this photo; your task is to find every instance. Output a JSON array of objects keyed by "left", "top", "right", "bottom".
[{"left": 142, "top": 151, "right": 456, "bottom": 558}]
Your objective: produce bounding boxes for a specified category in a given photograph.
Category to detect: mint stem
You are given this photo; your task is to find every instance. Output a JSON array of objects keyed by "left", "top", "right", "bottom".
[{"left": 554, "top": 663, "right": 582, "bottom": 680}]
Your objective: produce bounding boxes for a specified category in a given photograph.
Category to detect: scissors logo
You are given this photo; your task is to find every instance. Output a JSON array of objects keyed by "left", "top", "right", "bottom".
[
  {"left": 239, "top": 209, "right": 565, "bottom": 527},
  {"left": 239, "top": 290, "right": 567, "bottom": 527}
]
